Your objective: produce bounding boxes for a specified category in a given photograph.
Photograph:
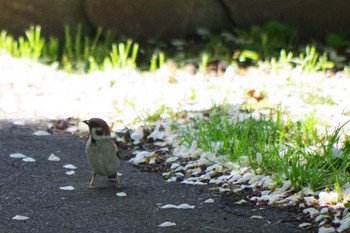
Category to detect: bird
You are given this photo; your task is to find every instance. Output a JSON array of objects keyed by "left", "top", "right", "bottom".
[{"left": 83, "top": 118, "right": 121, "bottom": 189}]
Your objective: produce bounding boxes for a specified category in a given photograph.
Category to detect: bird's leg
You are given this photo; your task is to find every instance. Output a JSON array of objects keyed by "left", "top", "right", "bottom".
[
  {"left": 115, "top": 176, "right": 121, "bottom": 189},
  {"left": 89, "top": 172, "right": 97, "bottom": 189}
]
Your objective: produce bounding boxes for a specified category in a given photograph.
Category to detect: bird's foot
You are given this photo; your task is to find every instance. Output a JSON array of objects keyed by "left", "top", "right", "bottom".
[
  {"left": 115, "top": 177, "right": 121, "bottom": 189},
  {"left": 89, "top": 179, "right": 96, "bottom": 189}
]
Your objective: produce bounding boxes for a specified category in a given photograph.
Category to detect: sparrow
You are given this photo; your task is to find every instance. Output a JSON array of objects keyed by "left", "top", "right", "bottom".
[{"left": 83, "top": 118, "right": 121, "bottom": 189}]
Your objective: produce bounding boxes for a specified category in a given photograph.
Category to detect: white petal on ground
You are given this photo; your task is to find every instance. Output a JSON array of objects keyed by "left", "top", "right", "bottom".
[
  {"left": 66, "top": 126, "right": 78, "bottom": 133},
  {"left": 130, "top": 128, "right": 143, "bottom": 141},
  {"left": 236, "top": 173, "right": 255, "bottom": 184},
  {"left": 65, "top": 170, "right": 75, "bottom": 175},
  {"left": 48, "top": 153, "right": 60, "bottom": 161},
  {"left": 218, "top": 187, "right": 231, "bottom": 192},
  {"left": 165, "top": 156, "right": 178, "bottom": 163},
  {"left": 128, "top": 151, "right": 151, "bottom": 165},
  {"left": 63, "top": 164, "right": 77, "bottom": 169},
  {"left": 337, "top": 218, "right": 350, "bottom": 232},
  {"left": 60, "top": 186, "right": 75, "bottom": 191},
  {"left": 170, "top": 163, "right": 180, "bottom": 169},
  {"left": 315, "top": 214, "right": 329, "bottom": 222},
  {"left": 174, "top": 172, "right": 184, "bottom": 179},
  {"left": 129, "top": 156, "right": 144, "bottom": 165},
  {"left": 160, "top": 203, "right": 195, "bottom": 209},
  {"left": 298, "top": 223, "right": 311, "bottom": 228},
  {"left": 116, "top": 192, "right": 127, "bottom": 197},
  {"left": 22, "top": 157, "right": 36, "bottom": 162},
  {"left": 235, "top": 199, "right": 247, "bottom": 205},
  {"left": 204, "top": 198, "right": 215, "bottom": 204},
  {"left": 13, "top": 120, "right": 25, "bottom": 125},
  {"left": 318, "top": 227, "right": 336, "bottom": 233},
  {"left": 158, "top": 147, "right": 169, "bottom": 152},
  {"left": 32, "top": 130, "right": 51, "bottom": 136},
  {"left": 177, "top": 204, "right": 195, "bottom": 209},
  {"left": 251, "top": 215, "right": 263, "bottom": 219},
  {"left": 148, "top": 128, "right": 164, "bottom": 141},
  {"left": 205, "top": 164, "right": 223, "bottom": 172},
  {"left": 160, "top": 204, "right": 178, "bottom": 209},
  {"left": 303, "top": 208, "right": 320, "bottom": 219},
  {"left": 280, "top": 180, "right": 292, "bottom": 191},
  {"left": 181, "top": 180, "right": 207, "bottom": 186},
  {"left": 320, "top": 208, "right": 329, "bottom": 214},
  {"left": 10, "top": 153, "right": 27, "bottom": 158},
  {"left": 154, "top": 141, "right": 167, "bottom": 147},
  {"left": 158, "top": 222, "right": 176, "bottom": 227},
  {"left": 304, "top": 196, "right": 316, "bottom": 206},
  {"left": 12, "top": 215, "right": 30, "bottom": 221},
  {"left": 318, "top": 191, "right": 339, "bottom": 204},
  {"left": 166, "top": 177, "right": 177, "bottom": 183}
]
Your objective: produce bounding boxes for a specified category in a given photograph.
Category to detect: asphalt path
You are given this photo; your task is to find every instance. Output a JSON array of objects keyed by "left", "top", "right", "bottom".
[{"left": 0, "top": 121, "right": 312, "bottom": 233}]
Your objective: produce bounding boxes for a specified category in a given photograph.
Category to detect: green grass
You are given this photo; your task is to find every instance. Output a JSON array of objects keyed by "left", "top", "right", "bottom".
[
  {"left": 181, "top": 109, "right": 350, "bottom": 191},
  {"left": 0, "top": 22, "right": 348, "bottom": 74},
  {"left": 0, "top": 25, "right": 140, "bottom": 73}
]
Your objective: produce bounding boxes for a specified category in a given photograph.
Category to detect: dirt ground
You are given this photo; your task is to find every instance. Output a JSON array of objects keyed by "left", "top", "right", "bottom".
[{"left": 0, "top": 120, "right": 314, "bottom": 233}]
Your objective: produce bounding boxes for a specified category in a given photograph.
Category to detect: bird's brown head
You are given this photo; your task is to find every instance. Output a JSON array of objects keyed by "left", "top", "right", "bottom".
[{"left": 83, "top": 118, "right": 111, "bottom": 139}]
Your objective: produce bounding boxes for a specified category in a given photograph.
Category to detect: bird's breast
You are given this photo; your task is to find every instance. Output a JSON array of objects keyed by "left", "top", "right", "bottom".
[{"left": 86, "top": 139, "right": 120, "bottom": 176}]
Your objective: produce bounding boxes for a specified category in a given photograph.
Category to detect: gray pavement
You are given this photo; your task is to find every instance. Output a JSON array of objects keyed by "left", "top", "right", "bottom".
[{"left": 0, "top": 121, "right": 313, "bottom": 233}]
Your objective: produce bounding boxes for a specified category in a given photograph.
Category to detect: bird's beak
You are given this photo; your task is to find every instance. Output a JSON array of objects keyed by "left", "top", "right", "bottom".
[{"left": 83, "top": 120, "right": 90, "bottom": 125}]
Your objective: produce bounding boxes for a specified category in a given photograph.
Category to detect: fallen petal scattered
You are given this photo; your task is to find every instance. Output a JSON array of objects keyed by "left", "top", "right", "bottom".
[
  {"left": 318, "top": 226, "right": 336, "bottom": 233},
  {"left": 235, "top": 199, "right": 247, "bottom": 205},
  {"left": 130, "top": 128, "right": 143, "bottom": 141},
  {"left": 65, "top": 170, "right": 75, "bottom": 176},
  {"left": 160, "top": 204, "right": 178, "bottom": 209},
  {"left": 12, "top": 215, "right": 30, "bottom": 221},
  {"left": 298, "top": 223, "right": 311, "bottom": 228},
  {"left": 13, "top": 120, "right": 25, "bottom": 125},
  {"left": 60, "top": 186, "right": 75, "bottom": 191},
  {"left": 177, "top": 203, "right": 195, "bottom": 209},
  {"left": 48, "top": 153, "right": 60, "bottom": 161},
  {"left": 10, "top": 153, "right": 26, "bottom": 158},
  {"left": 204, "top": 198, "right": 215, "bottom": 204},
  {"left": 22, "top": 157, "right": 36, "bottom": 162},
  {"left": 160, "top": 203, "right": 195, "bottom": 209},
  {"left": 158, "top": 222, "right": 176, "bottom": 227},
  {"left": 116, "top": 192, "right": 127, "bottom": 197},
  {"left": 154, "top": 141, "right": 167, "bottom": 147},
  {"left": 32, "top": 130, "right": 51, "bottom": 136},
  {"left": 337, "top": 218, "right": 350, "bottom": 232},
  {"left": 63, "top": 164, "right": 77, "bottom": 169}
]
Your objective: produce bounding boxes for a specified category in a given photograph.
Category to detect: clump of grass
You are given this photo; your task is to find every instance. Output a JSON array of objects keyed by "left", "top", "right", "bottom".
[
  {"left": 62, "top": 25, "right": 139, "bottom": 72},
  {"left": 199, "top": 52, "right": 209, "bottom": 74},
  {"left": 0, "top": 26, "right": 45, "bottom": 61},
  {"left": 149, "top": 51, "right": 165, "bottom": 72},
  {"left": 0, "top": 22, "right": 348, "bottom": 73},
  {"left": 293, "top": 45, "right": 334, "bottom": 72},
  {"left": 0, "top": 25, "right": 140, "bottom": 73},
  {"left": 181, "top": 109, "right": 350, "bottom": 191},
  {"left": 103, "top": 39, "right": 139, "bottom": 70}
]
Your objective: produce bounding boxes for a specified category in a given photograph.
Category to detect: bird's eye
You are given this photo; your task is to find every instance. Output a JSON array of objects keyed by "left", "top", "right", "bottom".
[{"left": 94, "top": 127, "right": 104, "bottom": 136}]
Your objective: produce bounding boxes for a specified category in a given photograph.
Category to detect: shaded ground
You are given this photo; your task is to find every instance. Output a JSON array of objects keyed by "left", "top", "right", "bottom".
[{"left": 0, "top": 120, "right": 314, "bottom": 233}]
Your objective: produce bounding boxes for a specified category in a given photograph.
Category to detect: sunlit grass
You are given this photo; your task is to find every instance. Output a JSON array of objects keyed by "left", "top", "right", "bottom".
[
  {"left": 181, "top": 108, "right": 350, "bottom": 191},
  {"left": 0, "top": 22, "right": 348, "bottom": 74}
]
